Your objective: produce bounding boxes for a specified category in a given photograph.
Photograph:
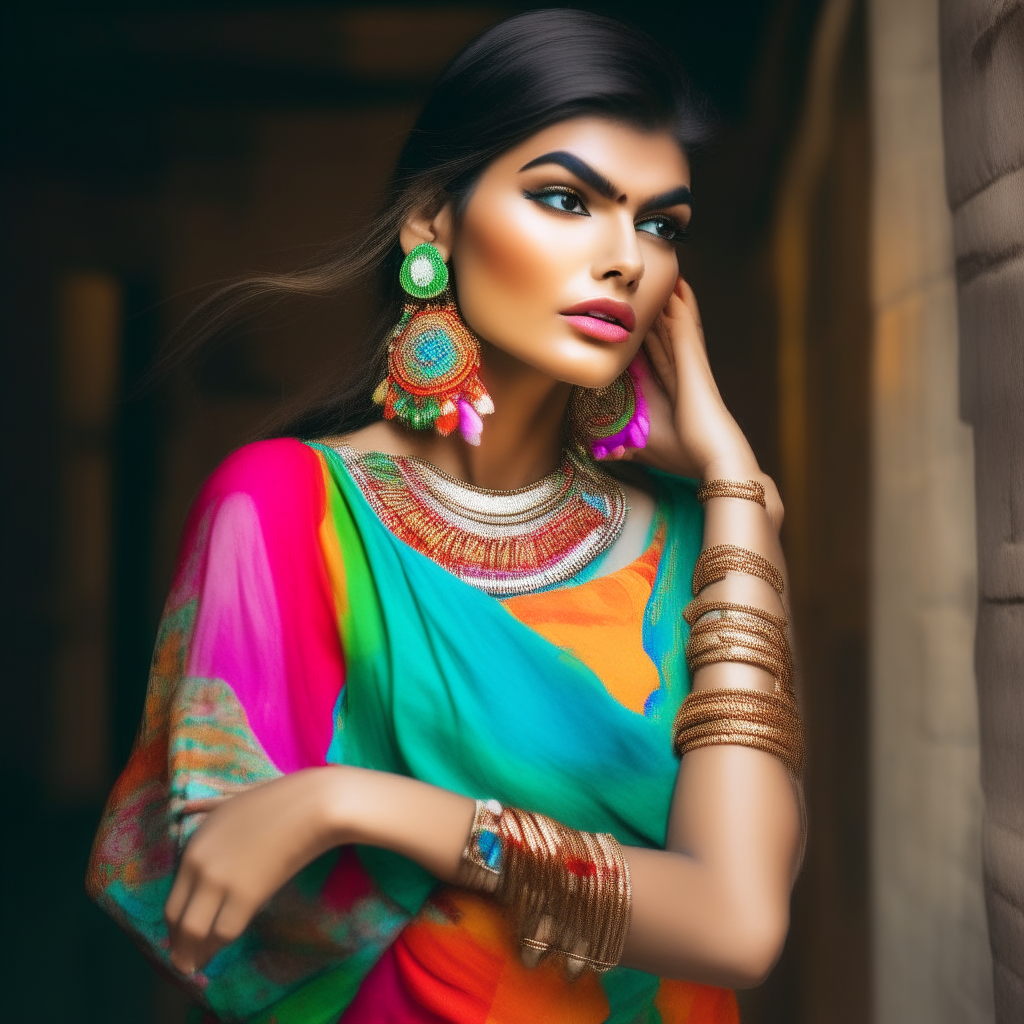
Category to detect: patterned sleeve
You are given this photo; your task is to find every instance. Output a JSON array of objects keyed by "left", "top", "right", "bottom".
[{"left": 86, "top": 439, "right": 407, "bottom": 1023}]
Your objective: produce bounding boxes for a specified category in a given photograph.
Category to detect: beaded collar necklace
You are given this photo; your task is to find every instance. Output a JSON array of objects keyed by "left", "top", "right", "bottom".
[{"left": 333, "top": 445, "right": 628, "bottom": 596}]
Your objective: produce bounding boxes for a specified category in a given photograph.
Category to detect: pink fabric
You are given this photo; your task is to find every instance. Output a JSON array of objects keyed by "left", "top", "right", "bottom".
[{"left": 175, "top": 438, "right": 344, "bottom": 772}]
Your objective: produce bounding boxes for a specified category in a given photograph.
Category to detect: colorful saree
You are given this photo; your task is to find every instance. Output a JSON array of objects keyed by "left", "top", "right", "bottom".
[{"left": 87, "top": 438, "right": 738, "bottom": 1023}]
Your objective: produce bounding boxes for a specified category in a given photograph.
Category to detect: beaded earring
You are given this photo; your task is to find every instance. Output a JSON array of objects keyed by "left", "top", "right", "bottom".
[
  {"left": 568, "top": 357, "right": 651, "bottom": 460},
  {"left": 373, "top": 243, "right": 494, "bottom": 445}
]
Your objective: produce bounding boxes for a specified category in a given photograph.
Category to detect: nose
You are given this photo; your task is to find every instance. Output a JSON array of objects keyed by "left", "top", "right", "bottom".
[{"left": 594, "top": 211, "right": 644, "bottom": 289}]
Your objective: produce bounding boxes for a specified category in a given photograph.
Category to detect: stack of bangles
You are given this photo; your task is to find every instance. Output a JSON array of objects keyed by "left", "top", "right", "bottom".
[
  {"left": 458, "top": 798, "right": 632, "bottom": 977},
  {"left": 674, "top": 479, "right": 804, "bottom": 778},
  {"left": 455, "top": 481, "right": 801, "bottom": 978}
]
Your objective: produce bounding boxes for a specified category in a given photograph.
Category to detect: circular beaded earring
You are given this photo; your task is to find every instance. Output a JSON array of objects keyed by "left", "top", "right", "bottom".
[
  {"left": 568, "top": 358, "right": 651, "bottom": 460},
  {"left": 373, "top": 244, "right": 494, "bottom": 445}
]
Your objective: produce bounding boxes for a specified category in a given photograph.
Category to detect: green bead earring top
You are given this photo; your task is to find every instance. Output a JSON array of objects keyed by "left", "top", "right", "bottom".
[{"left": 399, "top": 243, "right": 449, "bottom": 300}]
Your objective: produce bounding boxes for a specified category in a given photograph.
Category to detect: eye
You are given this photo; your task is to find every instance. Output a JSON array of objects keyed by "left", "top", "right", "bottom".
[
  {"left": 524, "top": 187, "right": 590, "bottom": 216},
  {"left": 636, "top": 216, "right": 685, "bottom": 242}
]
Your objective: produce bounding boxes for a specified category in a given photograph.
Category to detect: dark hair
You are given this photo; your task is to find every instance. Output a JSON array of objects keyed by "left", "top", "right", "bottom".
[{"left": 168, "top": 9, "right": 711, "bottom": 438}]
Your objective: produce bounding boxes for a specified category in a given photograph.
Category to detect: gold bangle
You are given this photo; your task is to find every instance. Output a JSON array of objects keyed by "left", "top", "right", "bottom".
[
  {"left": 692, "top": 543, "right": 785, "bottom": 595},
  {"left": 462, "top": 805, "right": 631, "bottom": 976},
  {"left": 498, "top": 807, "right": 631, "bottom": 975},
  {"left": 672, "top": 687, "right": 804, "bottom": 777},
  {"left": 685, "top": 606, "right": 793, "bottom": 691},
  {"left": 687, "top": 609, "right": 789, "bottom": 650},
  {"left": 684, "top": 598, "right": 788, "bottom": 630},
  {"left": 686, "top": 644, "right": 792, "bottom": 692},
  {"left": 696, "top": 478, "right": 767, "bottom": 508}
]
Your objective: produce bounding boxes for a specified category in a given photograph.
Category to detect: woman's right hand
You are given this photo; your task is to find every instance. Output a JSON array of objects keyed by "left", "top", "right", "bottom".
[
  {"left": 164, "top": 765, "right": 477, "bottom": 974},
  {"left": 164, "top": 767, "right": 345, "bottom": 974}
]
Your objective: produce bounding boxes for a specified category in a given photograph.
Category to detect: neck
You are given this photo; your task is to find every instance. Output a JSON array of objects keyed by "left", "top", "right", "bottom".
[{"left": 388, "top": 341, "right": 571, "bottom": 490}]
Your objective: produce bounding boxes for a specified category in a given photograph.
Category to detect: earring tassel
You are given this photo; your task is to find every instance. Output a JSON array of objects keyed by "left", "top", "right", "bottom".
[
  {"left": 436, "top": 399, "right": 459, "bottom": 436},
  {"left": 459, "top": 399, "right": 483, "bottom": 445}
]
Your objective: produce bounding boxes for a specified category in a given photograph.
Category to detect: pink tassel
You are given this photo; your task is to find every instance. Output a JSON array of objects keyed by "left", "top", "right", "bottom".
[
  {"left": 458, "top": 398, "right": 483, "bottom": 446},
  {"left": 590, "top": 358, "right": 651, "bottom": 458}
]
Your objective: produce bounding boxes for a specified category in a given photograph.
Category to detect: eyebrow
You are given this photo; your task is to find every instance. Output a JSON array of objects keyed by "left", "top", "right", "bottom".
[
  {"left": 638, "top": 185, "right": 693, "bottom": 214},
  {"left": 519, "top": 150, "right": 693, "bottom": 212},
  {"left": 518, "top": 151, "right": 618, "bottom": 199}
]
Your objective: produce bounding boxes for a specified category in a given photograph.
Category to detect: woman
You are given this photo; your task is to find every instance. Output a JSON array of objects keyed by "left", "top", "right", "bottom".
[{"left": 88, "top": 10, "right": 803, "bottom": 1024}]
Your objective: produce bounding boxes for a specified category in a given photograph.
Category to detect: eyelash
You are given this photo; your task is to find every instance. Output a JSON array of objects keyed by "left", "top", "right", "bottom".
[
  {"left": 523, "top": 186, "right": 688, "bottom": 243},
  {"left": 523, "top": 186, "right": 589, "bottom": 216}
]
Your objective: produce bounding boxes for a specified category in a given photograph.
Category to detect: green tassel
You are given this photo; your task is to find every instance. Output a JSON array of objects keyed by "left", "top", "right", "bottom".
[{"left": 421, "top": 396, "right": 440, "bottom": 425}]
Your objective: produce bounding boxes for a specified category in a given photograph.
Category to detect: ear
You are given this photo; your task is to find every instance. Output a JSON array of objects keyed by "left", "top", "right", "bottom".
[{"left": 399, "top": 202, "right": 455, "bottom": 261}]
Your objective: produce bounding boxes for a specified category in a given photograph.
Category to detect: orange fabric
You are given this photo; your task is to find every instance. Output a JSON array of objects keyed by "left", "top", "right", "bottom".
[
  {"left": 379, "top": 888, "right": 738, "bottom": 1024},
  {"left": 502, "top": 524, "right": 665, "bottom": 713}
]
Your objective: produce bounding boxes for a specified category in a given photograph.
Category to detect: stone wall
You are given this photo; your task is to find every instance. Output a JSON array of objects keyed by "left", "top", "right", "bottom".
[{"left": 868, "top": 0, "right": 995, "bottom": 1020}]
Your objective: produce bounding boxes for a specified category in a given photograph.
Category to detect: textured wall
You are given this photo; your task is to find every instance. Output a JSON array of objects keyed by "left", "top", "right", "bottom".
[
  {"left": 868, "top": 0, "right": 995, "bottom": 1021},
  {"left": 939, "top": 2, "right": 1024, "bottom": 1020}
]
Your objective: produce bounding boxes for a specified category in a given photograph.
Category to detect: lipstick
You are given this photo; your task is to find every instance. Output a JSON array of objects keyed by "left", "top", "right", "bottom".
[{"left": 559, "top": 298, "right": 636, "bottom": 344}]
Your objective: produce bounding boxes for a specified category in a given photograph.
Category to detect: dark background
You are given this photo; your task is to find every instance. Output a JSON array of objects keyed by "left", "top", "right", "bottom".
[{"left": 0, "top": 2, "right": 870, "bottom": 1021}]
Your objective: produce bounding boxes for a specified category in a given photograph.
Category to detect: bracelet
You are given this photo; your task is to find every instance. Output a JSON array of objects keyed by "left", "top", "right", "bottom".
[
  {"left": 696, "top": 478, "right": 767, "bottom": 508},
  {"left": 458, "top": 802, "right": 632, "bottom": 976},
  {"left": 684, "top": 598, "right": 787, "bottom": 630},
  {"left": 685, "top": 606, "right": 792, "bottom": 692},
  {"left": 692, "top": 543, "right": 785, "bottom": 596},
  {"left": 460, "top": 799, "right": 504, "bottom": 893},
  {"left": 672, "top": 687, "right": 804, "bottom": 777}
]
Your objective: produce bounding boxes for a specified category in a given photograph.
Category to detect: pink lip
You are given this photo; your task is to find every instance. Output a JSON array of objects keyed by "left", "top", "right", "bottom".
[
  {"left": 559, "top": 298, "right": 636, "bottom": 344},
  {"left": 562, "top": 315, "right": 631, "bottom": 343}
]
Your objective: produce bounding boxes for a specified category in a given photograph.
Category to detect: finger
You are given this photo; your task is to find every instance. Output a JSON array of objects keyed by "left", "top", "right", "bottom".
[
  {"left": 164, "top": 863, "right": 198, "bottom": 934},
  {"left": 642, "top": 336, "right": 677, "bottom": 402},
  {"left": 675, "top": 276, "right": 705, "bottom": 332},
  {"left": 206, "top": 893, "right": 257, "bottom": 960},
  {"left": 190, "top": 894, "right": 253, "bottom": 970},
  {"left": 170, "top": 883, "right": 226, "bottom": 975},
  {"left": 645, "top": 314, "right": 676, "bottom": 365},
  {"left": 521, "top": 914, "right": 555, "bottom": 969},
  {"left": 564, "top": 937, "right": 590, "bottom": 980}
]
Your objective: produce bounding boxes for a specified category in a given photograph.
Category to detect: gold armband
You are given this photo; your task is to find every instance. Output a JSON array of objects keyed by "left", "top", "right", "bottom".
[
  {"left": 677, "top": 598, "right": 803, "bottom": 775},
  {"left": 672, "top": 687, "right": 804, "bottom": 778},
  {"left": 696, "top": 478, "right": 767, "bottom": 508},
  {"left": 692, "top": 543, "right": 785, "bottom": 596},
  {"left": 684, "top": 601, "right": 792, "bottom": 690}
]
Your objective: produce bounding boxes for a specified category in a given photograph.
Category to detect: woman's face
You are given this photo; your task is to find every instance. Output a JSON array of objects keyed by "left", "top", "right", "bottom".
[{"left": 452, "top": 117, "right": 692, "bottom": 389}]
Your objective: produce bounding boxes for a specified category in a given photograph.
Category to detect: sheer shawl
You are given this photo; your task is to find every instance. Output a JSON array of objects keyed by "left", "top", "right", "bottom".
[{"left": 87, "top": 439, "right": 704, "bottom": 1023}]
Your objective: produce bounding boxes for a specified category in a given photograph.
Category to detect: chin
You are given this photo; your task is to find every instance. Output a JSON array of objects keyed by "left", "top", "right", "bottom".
[{"left": 540, "top": 339, "right": 635, "bottom": 389}]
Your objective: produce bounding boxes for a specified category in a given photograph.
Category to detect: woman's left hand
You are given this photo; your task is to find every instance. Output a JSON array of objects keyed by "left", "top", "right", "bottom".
[{"left": 625, "top": 277, "right": 760, "bottom": 482}]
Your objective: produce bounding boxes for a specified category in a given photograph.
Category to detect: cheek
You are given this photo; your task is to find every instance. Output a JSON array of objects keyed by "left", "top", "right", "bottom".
[{"left": 455, "top": 195, "right": 573, "bottom": 316}]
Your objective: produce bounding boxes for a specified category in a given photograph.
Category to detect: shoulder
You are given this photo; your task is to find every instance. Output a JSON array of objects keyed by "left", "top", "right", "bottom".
[
  {"left": 201, "top": 438, "right": 324, "bottom": 505},
  {"left": 181, "top": 439, "right": 328, "bottom": 557},
  {"left": 170, "top": 439, "right": 334, "bottom": 600}
]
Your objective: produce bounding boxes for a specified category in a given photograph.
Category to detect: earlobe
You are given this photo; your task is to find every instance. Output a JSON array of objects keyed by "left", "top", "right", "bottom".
[{"left": 399, "top": 202, "right": 455, "bottom": 260}]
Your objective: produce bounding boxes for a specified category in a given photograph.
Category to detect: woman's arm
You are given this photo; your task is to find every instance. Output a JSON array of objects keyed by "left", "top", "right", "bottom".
[
  {"left": 166, "top": 277, "right": 801, "bottom": 986},
  {"left": 167, "top": 743, "right": 797, "bottom": 988},
  {"left": 168, "top": 489, "right": 798, "bottom": 987}
]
